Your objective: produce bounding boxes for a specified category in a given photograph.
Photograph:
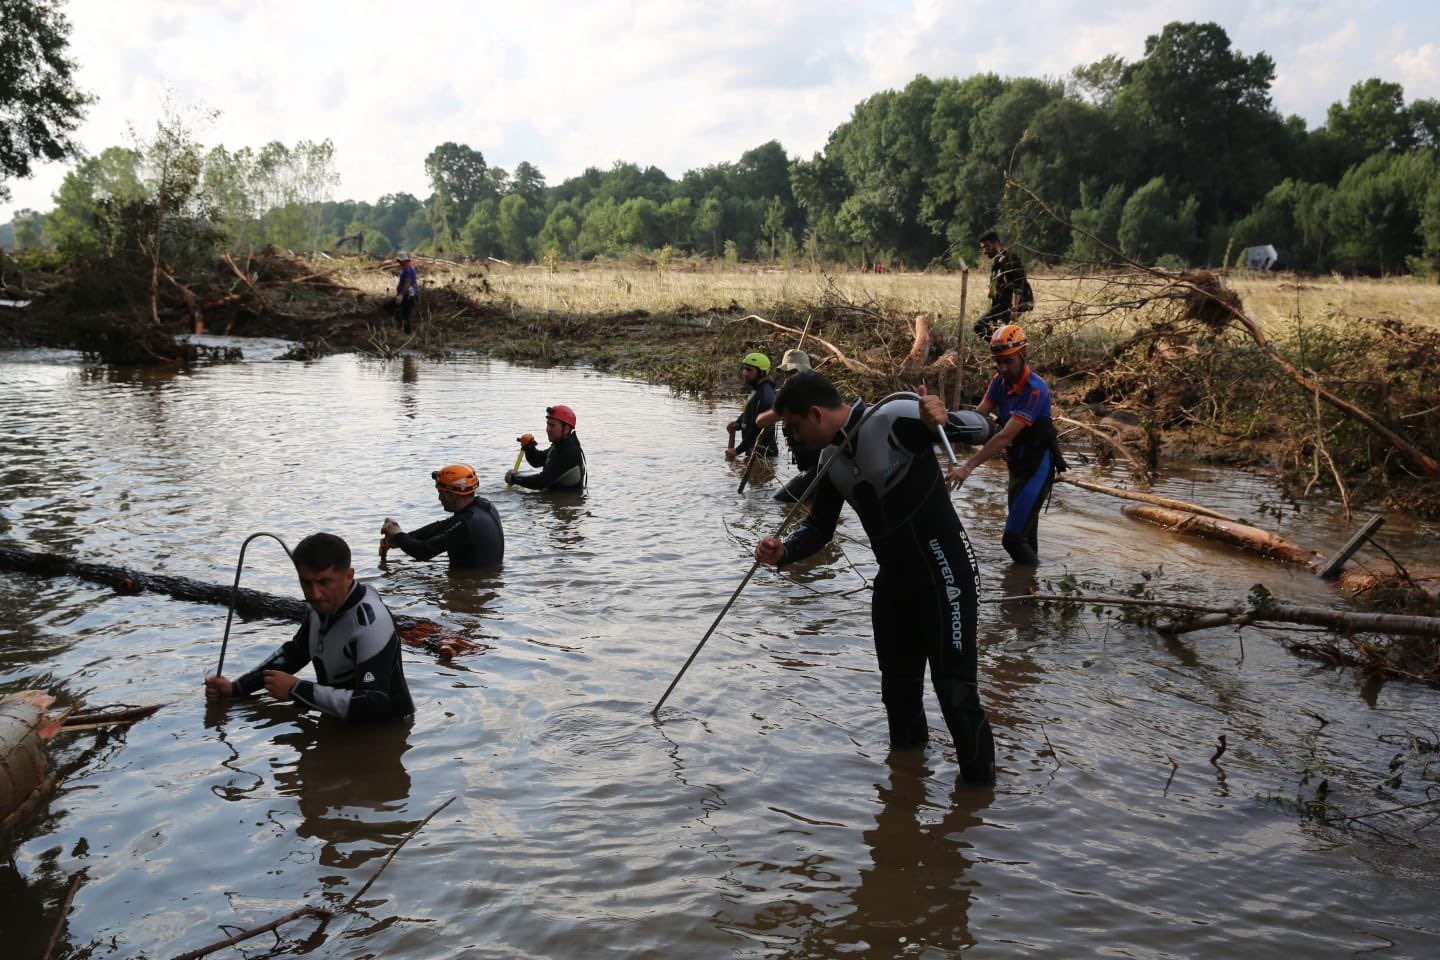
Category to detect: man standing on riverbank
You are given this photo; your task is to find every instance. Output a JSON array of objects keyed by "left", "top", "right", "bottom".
[
  {"left": 204, "top": 533, "right": 414, "bottom": 722},
  {"left": 508, "top": 404, "right": 587, "bottom": 492},
  {"left": 382, "top": 463, "right": 505, "bottom": 567},
  {"left": 726, "top": 352, "right": 778, "bottom": 462},
  {"left": 394, "top": 251, "right": 418, "bottom": 333},
  {"left": 974, "top": 230, "right": 1032, "bottom": 339},
  {"left": 753, "top": 372, "right": 996, "bottom": 786},
  {"left": 928, "top": 324, "right": 1064, "bottom": 566}
]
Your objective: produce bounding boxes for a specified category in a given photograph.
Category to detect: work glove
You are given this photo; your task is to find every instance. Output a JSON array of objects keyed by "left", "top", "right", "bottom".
[
  {"left": 504, "top": 469, "right": 517, "bottom": 485},
  {"left": 381, "top": 518, "right": 403, "bottom": 537},
  {"left": 517, "top": 433, "right": 535, "bottom": 447}
]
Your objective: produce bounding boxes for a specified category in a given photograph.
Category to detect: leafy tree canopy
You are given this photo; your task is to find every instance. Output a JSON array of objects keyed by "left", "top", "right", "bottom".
[{"left": 0, "top": 0, "right": 94, "bottom": 201}]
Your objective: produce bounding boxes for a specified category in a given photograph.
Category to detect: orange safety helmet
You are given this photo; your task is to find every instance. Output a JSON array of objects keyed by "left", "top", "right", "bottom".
[
  {"left": 432, "top": 463, "right": 479, "bottom": 495},
  {"left": 990, "top": 323, "right": 1028, "bottom": 357},
  {"left": 545, "top": 404, "right": 577, "bottom": 428}
]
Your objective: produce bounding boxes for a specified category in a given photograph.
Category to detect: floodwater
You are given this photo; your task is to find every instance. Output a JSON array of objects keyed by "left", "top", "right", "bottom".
[{"left": 1, "top": 346, "right": 1438, "bottom": 959}]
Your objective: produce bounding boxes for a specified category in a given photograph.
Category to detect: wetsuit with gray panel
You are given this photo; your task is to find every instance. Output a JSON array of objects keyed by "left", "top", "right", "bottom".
[{"left": 778, "top": 399, "right": 995, "bottom": 777}]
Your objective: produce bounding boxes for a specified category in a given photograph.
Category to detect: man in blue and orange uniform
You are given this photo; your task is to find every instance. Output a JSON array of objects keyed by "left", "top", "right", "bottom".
[
  {"left": 933, "top": 323, "right": 1064, "bottom": 566},
  {"left": 754, "top": 372, "right": 996, "bottom": 786},
  {"left": 508, "top": 404, "right": 587, "bottom": 492},
  {"left": 204, "top": 533, "right": 414, "bottom": 722},
  {"left": 725, "top": 352, "right": 778, "bottom": 462},
  {"left": 382, "top": 463, "right": 505, "bottom": 567}
]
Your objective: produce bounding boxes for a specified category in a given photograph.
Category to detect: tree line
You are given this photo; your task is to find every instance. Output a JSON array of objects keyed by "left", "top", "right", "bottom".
[{"left": 4, "top": 18, "right": 1439, "bottom": 276}]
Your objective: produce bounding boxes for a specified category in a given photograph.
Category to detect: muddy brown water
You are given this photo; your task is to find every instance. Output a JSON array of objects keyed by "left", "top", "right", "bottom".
[{"left": 1, "top": 346, "right": 1438, "bottom": 958}]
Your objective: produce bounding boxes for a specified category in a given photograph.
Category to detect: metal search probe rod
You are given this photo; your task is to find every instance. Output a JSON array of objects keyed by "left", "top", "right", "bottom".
[
  {"left": 213, "top": 531, "right": 293, "bottom": 678},
  {"left": 653, "top": 390, "right": 939, "bottom": 718}
]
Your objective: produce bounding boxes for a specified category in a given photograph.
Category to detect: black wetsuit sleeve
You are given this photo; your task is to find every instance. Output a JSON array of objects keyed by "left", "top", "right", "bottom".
[
  {"left": 780, "top": 470, "right": 844, "bottom": 564},
  {"left": 513, "top": 437, "right": 583, "bottom": 490},
  {"left": 736, "top": 381, "right": 777, "bottom": 456},
  {"left": 522, "top": 443, "right": 547, "bottom": 468},
  {"left": 391, "top": 515, "right": 469, "bottom": 561},
  {"left": 232, "top": 623, "right": 310, "bottom": 697}
]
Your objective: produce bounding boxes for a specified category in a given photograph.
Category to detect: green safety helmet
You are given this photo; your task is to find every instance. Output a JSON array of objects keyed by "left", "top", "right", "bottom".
[{"left": 741, "top": 352, "right": 771, "bottom": 374}]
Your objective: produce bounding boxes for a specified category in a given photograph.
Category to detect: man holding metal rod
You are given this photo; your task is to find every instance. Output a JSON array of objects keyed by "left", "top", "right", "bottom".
[
  {"left": 204, "top": 533, "right": 414, "bottom": 723},
  {"left": 753, "top": 372, "right": 997, "bottom": 787}
]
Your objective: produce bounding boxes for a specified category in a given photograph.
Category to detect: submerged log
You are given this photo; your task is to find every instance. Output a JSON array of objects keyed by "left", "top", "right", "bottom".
[
  {"left": 1121, "top": 504, "right": 1323, "bottom": 567},
  {"left": 0, "top": 546, "right": 480, "bottom": 658}
]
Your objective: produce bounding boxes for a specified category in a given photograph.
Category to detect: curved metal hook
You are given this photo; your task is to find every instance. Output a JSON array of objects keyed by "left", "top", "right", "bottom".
[{"left": 213, "top": 532, "right": 293, "bottom": 678}]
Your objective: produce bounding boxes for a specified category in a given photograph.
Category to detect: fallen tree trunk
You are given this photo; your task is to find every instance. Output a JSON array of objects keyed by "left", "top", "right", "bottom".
[
  {"left": 1060, "top": 476, "right": 1237, "bottom": 521},
  {"left": 0, "top": 546, "right": 478, "bottom": 657},
  {"left": 1121, "top": 504, "right": 1323, "bottom": 567}
]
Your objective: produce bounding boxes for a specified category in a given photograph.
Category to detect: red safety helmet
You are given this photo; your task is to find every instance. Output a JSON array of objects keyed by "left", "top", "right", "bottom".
[
  {"left": 990, "top": 324, "right": 1028, "bottom": 357},
  {"left": 432, "top": 463, "right": 479, "bottom": 495},
  {"left": 545, "top": 404, "right": 577, "bottom": 428}
]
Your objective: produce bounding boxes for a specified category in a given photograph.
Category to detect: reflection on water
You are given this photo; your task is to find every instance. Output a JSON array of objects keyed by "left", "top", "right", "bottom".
[{"left": 2, "top": 349, "right": 1439, "bottom": 957}]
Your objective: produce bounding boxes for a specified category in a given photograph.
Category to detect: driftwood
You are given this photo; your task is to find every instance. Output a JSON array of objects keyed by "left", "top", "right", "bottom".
[
  {"left": 58, "top": 703, "right": 164, "bottom": 732},
  {"left": 1060, "top": 476, "right": 1237, "bottom": 522},
  {"left": 166, "top": 906, "right": 332, "bottom": 960},
  {"left": 167, "top": 794, "right": 455, "bottom": 960},
  {"left": 899, "top": 313, "right": 932, "bottom": 381},
  {"left": 1121, "top": 504, "right": 1323, "bottom": 567},
  {"left": 737, "top": 314, "right": 883, "bottom": 376},
  {"left": 1057, "top": 415, "right": 1151, "bottom": 479},
  {"left": 993, "top": 592, "right": 1440, "bottom": 642},
  {"left": 0, "top": 546, "right": 479, "bottom": 658}
]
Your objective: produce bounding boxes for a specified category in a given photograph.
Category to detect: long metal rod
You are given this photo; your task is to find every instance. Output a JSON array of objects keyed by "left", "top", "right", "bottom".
[
  {"left": 213, "top": 532, "right": 292, "bottom": 678},
  {"left": 653, "top": 390, "right": 952, "bottom": 717}
]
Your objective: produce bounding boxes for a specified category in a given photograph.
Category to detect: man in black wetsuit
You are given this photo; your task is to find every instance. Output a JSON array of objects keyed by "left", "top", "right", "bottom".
[
  {"left": 754, "top": 372, "right": 996, "bottom": 786},
  {"left": 725, "top": 352, "right": 778, "bottom": 462},
  {"left": 381, "top": 463, "right": 505, "bottom": 567},
  {"left": 507, "top": 404, "right": 586, "bottom": 492},
  {"left": 204, "top": 533, "right": 414, "bottom": 723}
]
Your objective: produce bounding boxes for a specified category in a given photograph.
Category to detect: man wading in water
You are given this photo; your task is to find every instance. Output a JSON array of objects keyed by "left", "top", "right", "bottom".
[
  {"left": 205, "top": 533, "right": 414, "bottom": 722},
  {"left": 753, "top": 372, "right": 996, "bottom": 787}
]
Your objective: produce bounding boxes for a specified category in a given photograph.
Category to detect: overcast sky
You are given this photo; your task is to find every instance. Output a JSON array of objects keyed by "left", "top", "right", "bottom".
[{"left": 5, "top": 0, "right": 1439, "bottom": 222}]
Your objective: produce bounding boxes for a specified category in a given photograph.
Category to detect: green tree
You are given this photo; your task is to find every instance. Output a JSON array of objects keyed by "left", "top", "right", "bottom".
[
  {"left": 424, "top": 142, "right": 489, "bottom": 253},
  {"left": 695, "top": 196, "right": 724, "bottom": 256},
  {"left": 1117, "top": 176, "right": 1199, "bottom": 265},
  {"left": 1064, "top": 181, "right": 1126, "bottom": 265},
  {"left": 1326, "top": 79, "right": 1413, "bottom": 157},
  {"left": 460, "top": 198, "right": 500, "bottom": 257},
  {"left": 657, "top": 196, "right": 692, "bottom": 248},
  {"left": 497, "top": 192, "right": 540, "bottom": 261},
  {"left": 1110, "top": 22, "right": 1291, "bottom": 233},
  {"left": 536, "top": 199, "right": 582, "bottom": 260},
  {"left": 0, "top": 0, "right": 93, "bottom": 201},
  {"left": 46, "top": 146, "right": 144, "bottom": 257}
]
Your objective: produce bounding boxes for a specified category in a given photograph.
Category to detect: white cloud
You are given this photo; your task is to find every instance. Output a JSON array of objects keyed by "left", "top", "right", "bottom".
[{"left": 5, "top": 0, "right": 1440, "bottom": 222}]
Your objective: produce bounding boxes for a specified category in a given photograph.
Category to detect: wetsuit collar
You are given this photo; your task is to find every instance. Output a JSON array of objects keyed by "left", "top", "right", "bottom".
[{"left": 317, "top": 582, "right": 366, "bottom": 631}]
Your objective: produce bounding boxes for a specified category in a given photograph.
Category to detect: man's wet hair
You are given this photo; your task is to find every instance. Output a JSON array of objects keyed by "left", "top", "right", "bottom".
[
  {"left": 293, "top": 532, "right": 352, "bottom": 572},
  {"left": 774, "top": 371, "right": 844, "bottom": 416},
  {"left": 979, "top": 229, "right": 1000, "bottom": 243}
]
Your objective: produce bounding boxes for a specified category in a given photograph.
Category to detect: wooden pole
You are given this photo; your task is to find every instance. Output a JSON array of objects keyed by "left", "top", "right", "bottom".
[{"left": 950, "top": 259, "right": 970, "bottom": 409}]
